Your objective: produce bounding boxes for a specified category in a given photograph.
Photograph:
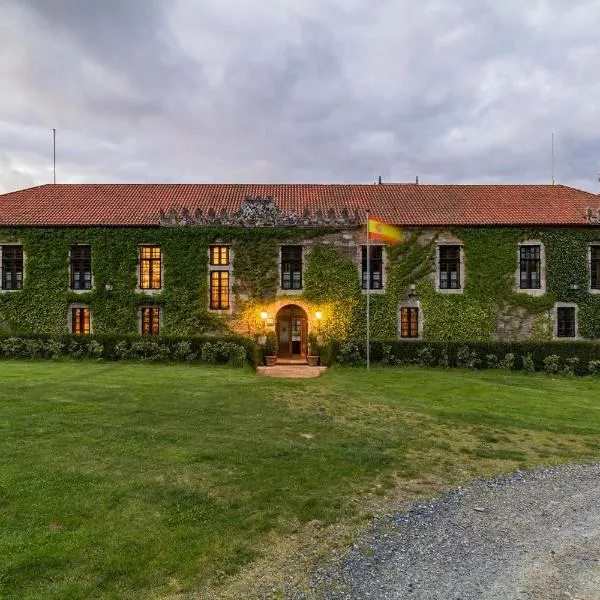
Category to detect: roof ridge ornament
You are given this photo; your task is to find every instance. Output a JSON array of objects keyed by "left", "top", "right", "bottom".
[
  {"left": 158, "top": 196, "right": 360, "bottom": 228},
  {"left": 585, "top": 207, "right": 600, "bottom": 225}
]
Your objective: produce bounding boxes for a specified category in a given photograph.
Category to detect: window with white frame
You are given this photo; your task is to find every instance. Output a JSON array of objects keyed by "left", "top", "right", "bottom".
[
  {"left": 70, "top": 245, "right": 92, "bottom": 290},
  {"left": 438, "top": 245, "right": 461, "bottom": 290},
  {"left": 280, "top": 245, "right": 303, "bottom": 290},
  {"left": 361, "top": 246, "right": 383, "bottom": 290},
  {"left": 519, "top": 245, "right": 541, "bottom": 289},
  {"left": 590, "top": 245, "right": 600, "bottom": 290},
  {"left": 555, "top": 304, "right": 577, "bottom": 339},
  {"left": 1, "top": 245, "right": 23, "bottom": 290}
]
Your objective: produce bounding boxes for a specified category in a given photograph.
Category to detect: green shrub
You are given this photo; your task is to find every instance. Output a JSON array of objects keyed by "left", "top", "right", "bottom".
[
  {"left": 457, "top": 346, "right": 481, "bottom": 369},
  {"left": 588, "top": 360, "right": 600, "bottom": 375},
  {"left": 308, "top": 332, "right": 319, "bottom": 356},
  {"left": 201, "top": 341, "right": 246, "bottom": 367},
  {"left": 416, "top": 345, "right": 435, "bottom": 367},
  {"left": 543, "top": 354, "right": 561, "bottom": 375},
  {"left": 562, "top": 357, "right": 580, "bottom": 376},
  {"left": 172, "top": 341, "right": 197, "bottom": 361},
  {"left": 263, "top": 331, "right": 278, "bottom": 357},
  {"left": 0, "top": 333, "right": 260, "bottom": 367},
  {"left": 486, "top": 354, "right": 499, "bottom": 369},
  {"left": 522, "top": 353, "right": 535, "bottom": 373},
  {"left": 499, "top": 353, "right": 515, "bottom": 370},
  {"left": 337, "top": 341, "right": 363, "bottom": 366},
  {"left": 322, "top": 339, "right": 600, "bottom": 375}
]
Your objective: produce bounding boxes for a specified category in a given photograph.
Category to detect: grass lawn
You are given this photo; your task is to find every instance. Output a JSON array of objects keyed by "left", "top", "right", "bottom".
[{"left": 1, "top": 362, "right": 600, "bottom": 599}]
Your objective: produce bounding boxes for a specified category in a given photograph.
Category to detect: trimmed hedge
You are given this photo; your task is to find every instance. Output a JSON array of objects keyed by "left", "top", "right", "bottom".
[
  {"left": 324, "top": 339, "right": 600, "bottom": 375},
  {"left": 0, "top": 333, "right": 262, "bottom": 367}
]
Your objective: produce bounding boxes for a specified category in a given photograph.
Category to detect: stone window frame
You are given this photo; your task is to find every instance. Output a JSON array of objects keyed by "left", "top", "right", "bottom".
[
  {"left": 435, "top": 238, "right": 465, "bottom": 294},
  {"left": 0, "top": 242, "right": 26, "bottom": 293},
  {"left": 515, "top": 239, "right": 546, "bottom": 297},
  {"left": 357, "top": 245, "right": 386, "bottom": 295},
  {"left": 67, "top": 302, "right": 92, "bottom": 335},
  {"left": 207, "top": 243, "right": 234, "bottom": 314},
  {"left": 277, "top": 244, "right": 305, "bottom": 295},
  {"left": 68, "top": 244, "right": 94, "bottom": 294},
  {"left": 138, "top": 304, "right": 163, "bottom": 335},
  {"left": 588, "top": 243, "right": 600, "bottom": 295},
  {"left": 552, "top": 301, "right": 579, "bottom": 340},
  {"left": 397, "top": 299, "right": 423, "bottom": 340},
  {"left": 136, "top": 245, "right": 164, "bottom": 295}
]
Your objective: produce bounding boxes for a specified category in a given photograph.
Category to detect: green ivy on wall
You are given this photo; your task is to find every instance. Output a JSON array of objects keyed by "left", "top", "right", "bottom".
[
  {"left": 0, "top": 227, "right": 325, "bottom": 336},
  {"left": 0, "top": 225, "right": 599, "bottom": 341}
]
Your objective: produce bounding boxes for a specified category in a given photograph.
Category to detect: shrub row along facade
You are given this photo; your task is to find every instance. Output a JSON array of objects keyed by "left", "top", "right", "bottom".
[{"left": 0, "top": 183, "right": 599, "bottom": 357}]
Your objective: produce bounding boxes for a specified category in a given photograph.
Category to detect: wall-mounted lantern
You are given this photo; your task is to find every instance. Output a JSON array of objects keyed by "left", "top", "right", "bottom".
[{"left": 315, "top": 311, "right": 323, "bottom": 320}]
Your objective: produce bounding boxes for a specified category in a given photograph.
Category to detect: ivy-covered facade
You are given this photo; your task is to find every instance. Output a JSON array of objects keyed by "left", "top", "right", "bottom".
[{"left": 1, "top": 183, "right": 599, "bottom": 354}]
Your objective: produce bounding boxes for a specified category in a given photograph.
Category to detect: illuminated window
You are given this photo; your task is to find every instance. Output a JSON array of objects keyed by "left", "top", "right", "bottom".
[
  {"left": 209, "top": 245, "right": 230, "bottom": 266},
  {"left": 210, "top": 271, "right": 229, "bottom": 310},
  {"left": 400, "top": 307, "right": 419, "bottom": 338},
  {"left": 139, "top": 246, "right": 161, "bottom": 289},
  {"left": 2, "top": 245, "right": 23, "bottom": 290},
  {"left": 71, "top": 245, "right": 92, "bottom": 290},
  {"left": 141, "top": 306, "right": 161, "bottom": 335},
  {"left": 71, "top": 307, "right": 91, "bottom": 335}
]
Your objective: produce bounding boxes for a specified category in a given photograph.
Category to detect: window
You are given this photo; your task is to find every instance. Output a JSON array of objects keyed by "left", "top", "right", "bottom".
[
  {"left": 71, "top": 307, "right": 90, "bottom": 335},
  {"left": 361, "top": 246, "right": 383, "bottom": 290},
  {"left": 2, "top": 245, "right": 23, "bottom": 290},
  {"left": 281, "top": 246, "right": 302, "bottom": 290},
  {"left": 71, "top": 245, "right": 92, "bottom": 290},
  {"left": 141, "top": 306, "right": 161, "bottom": 335},
  {"left": 139, "top": 246, "right": 161, "bottom": 289},
  {"left": 439, "top": 245, "right": 461, "bottom": 289},
  {"left": 591, "top": 246, "right": 600, "bottom": 290},
  {"left": 209, "top": 245, "right": 230, "bottom": 266},
  {"left": 210, "top": 271, "right": 229, "bottom": 310},
  {"left": 520, "top": 245, "right": 541, "bottom": 289},
  {"left": 557, "top": 306, "right": 576, "bottom": 338},
  {"left": 400, "top": 307, "right": 419, "bottom": 338}
]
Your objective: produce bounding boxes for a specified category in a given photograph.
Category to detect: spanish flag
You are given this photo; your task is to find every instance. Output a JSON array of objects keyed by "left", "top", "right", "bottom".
[{"left": 368, "top": 217, "right": 403, "bottom": 244}]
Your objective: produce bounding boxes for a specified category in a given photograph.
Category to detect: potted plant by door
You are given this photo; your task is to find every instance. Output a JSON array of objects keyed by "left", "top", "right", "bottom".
[
  {"left": 263, "top": 331, "right": 278, "bottom": 366},
  {"left": 307, "top": 332, "right": 320, "bottom": 366}
]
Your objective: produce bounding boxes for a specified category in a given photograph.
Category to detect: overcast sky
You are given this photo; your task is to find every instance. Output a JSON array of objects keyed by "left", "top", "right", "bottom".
[{"left": 1, "top": 0, "right": 599, "bottom": 194}]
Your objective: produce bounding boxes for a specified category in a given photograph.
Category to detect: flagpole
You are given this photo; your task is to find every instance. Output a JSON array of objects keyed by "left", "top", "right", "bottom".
[{"left": 366, "top": 209, "right": 370, "bottom": 371}]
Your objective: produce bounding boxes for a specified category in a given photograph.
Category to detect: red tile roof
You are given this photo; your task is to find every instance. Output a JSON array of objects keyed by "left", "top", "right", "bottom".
[{"left": 0, "top": 183, "right": 598, "bottom": 227}]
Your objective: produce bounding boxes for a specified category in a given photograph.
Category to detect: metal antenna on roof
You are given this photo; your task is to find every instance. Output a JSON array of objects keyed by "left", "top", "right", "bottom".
[
  {"left": 52, "top": 128, "right": 56, "bottom": 184},
  {"left": 551, "top": 132, "right": 555, "bottom": 185}
]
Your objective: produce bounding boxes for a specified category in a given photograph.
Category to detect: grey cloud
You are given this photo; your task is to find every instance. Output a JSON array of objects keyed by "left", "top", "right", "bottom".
[{"left": 0, "top": 0, "right": 599, "bottom": 192}]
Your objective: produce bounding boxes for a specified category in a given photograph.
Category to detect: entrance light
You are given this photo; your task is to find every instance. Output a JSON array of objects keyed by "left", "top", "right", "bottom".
[
  {"left": 260, "top": 311, "right": 269, "bottom": 320},
  {"left": 315, "top": 311, "right": 323, "bottom": 320}
]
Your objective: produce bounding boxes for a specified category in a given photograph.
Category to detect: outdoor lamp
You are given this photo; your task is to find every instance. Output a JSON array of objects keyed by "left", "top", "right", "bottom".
[
  {"left": 260, "top": 311, "right": 268, "bottom": 320},
  {"left": 315, "top": 311, "right": 323, "bottom": 320}
]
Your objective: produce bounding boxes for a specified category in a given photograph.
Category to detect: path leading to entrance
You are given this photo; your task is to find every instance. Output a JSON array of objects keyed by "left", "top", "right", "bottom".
[{"left": 257, "top": 365, "right": 327, "bottom": 379}]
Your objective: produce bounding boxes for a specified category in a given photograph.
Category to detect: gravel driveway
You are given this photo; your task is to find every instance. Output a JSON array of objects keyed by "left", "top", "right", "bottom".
[{"left": 293, "top": 464, "right": 600, "bottom": 600}]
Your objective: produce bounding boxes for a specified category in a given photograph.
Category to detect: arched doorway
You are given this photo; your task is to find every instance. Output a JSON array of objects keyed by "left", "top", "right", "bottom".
[{"left": 276, "top": 304, "right": 308, "bottom": 359}]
